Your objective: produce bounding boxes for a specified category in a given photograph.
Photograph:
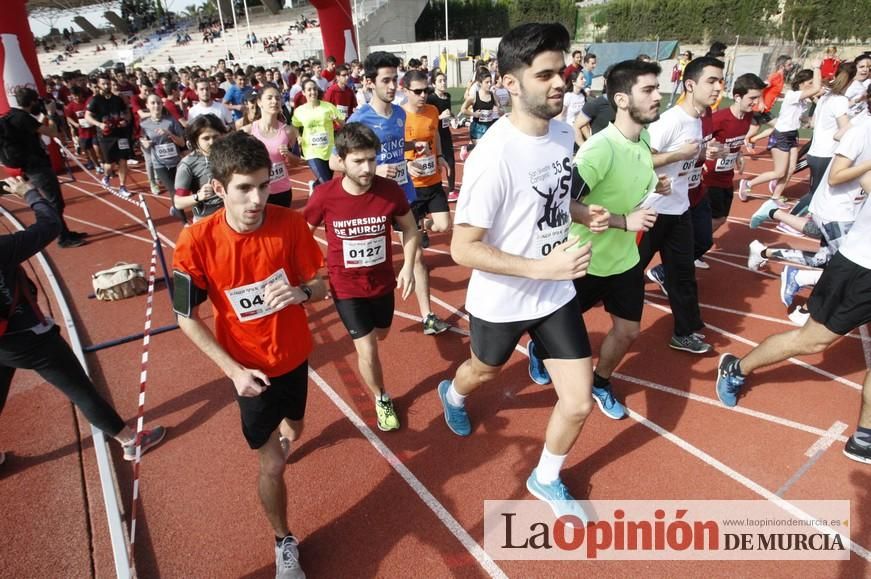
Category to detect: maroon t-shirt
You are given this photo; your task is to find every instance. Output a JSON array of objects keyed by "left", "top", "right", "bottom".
[
  {"left": 703, "top": 107, "right": 753, "bottom": 190},
  {"left": 303, "top": 176, "right": 410, "bottom": 300},
  {"left": 324, "top": 84, "right": 356, "bottom": 118},
  {"left": 690, "top": 107, "right": 714, "bottom": 207},
  {"left": 65, "top": 101, "right": 95, "bottom": 138}
]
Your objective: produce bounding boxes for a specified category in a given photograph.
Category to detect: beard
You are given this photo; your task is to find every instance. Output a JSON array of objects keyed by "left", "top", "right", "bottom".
[
  {"left": 517, "top": 89, "right": 562, "bottom": 121},
  {"left": 628, "top": 99, "right": 660, "bottom": 125}
]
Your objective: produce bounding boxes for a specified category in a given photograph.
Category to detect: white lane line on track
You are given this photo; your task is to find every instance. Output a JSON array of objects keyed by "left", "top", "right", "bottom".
[
  {"left": 774, "top": 421, "right": 848, "bottom": 497},
  {"left": 644, "top": 299, "right": 863, "bottom": 391},
  {"left": 627, "top": 409, "right": 870, "bottom": 561},
  {"left": 307, "top": 368, "right": 509, "bottom": 579}
]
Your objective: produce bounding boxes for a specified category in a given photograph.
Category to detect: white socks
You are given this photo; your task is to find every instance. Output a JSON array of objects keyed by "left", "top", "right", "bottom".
[
  {"left": 535, "top": 444, "right": 567, "bottom": 485},
  {"left": 446, "top": 381, "right": 466, "bottom": 407},
  {"left": 794, "top": 269, "right": 822, "bottom": 288}
]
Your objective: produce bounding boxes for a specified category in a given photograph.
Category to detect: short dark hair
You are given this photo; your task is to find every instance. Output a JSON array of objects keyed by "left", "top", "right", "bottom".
[
  {"left": 584, "top": 53, "right": 596, "bottom": 64},
  {"left": 335, "top": 122, "right": 380, "bottom": 159},
  {"left": 791, "top": 69, "right": 815, "bottom": 91},
  {"left": 732, "top": 73, "right": 766, "bottom": 97},
  {"left": 475, "top": 69, "right": 492, "bottom": 84},
  {"left": 402, "top": 69, "right": 428, "bottom": 87},
  {"left": 185, "top": 113, "right": 228, "bottom": 152},
  {"left": 407, "top": 58, "right": 421, "bottom": 69},
  {"left": 682, "top": 56, "right": 724, "bottom": 89},
  {"left": 336, "top": 64, "right": 350, "bottom": 76},
  {"left": 326, "top": 55, "right": 336, "bottom": 64},
  {"left": 605, "top": 59, "right": 661, "bottom": 110},
  {"left": 364, "top": 51, "right": 401, "bottom": 80},
  {"left": 210, "top": 131, "right": 271, "bottom": 186},
  {"left": 496, "top": 23, "right": 570, "bottom": 77},
  {"left": 774, "top": 55, "right": 792, "bottom": 70},
  {"left": 572, "top": 50, "right": 582, "bottom": 58},
  {"left": 707, "top": 41, "right": 727, "bottom": 58},
  {"left": 14, "top": 87, "right": 40, "bottom": 108}
]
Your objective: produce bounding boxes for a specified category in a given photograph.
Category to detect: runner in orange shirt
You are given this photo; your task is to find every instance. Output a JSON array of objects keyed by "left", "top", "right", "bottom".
[{"left": 173, "top": 131, "right": 325, "bottom": 579}]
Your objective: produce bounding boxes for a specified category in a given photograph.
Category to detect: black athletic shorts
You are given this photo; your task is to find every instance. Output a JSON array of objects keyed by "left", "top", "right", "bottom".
[
  {"left": 470, "top": 296, "right": 591, "bottom": 367},
  {"left": 236, "top": 360, "right": 309, "bottom": 449},
  {"left": 334, "top": 291, "right": 395, "bottom": 339},
  {"left": 80, "top": 136, "right": 95, "bottom": 150},
  {"left": 807, "top": 252, "right": 871, "bottom": 336},
  {"left": 573, "top": 262, "right": 644, "bottom": 322},
  {"left": 767, "top": 130, "right": 798, "bottom": 152},
  {"left": 752, "top": 111, "right": 773, "bottom": 125},
  {"left": 411, "top": 184, "right": 449, "bottom": 222},
  {"left": 97, "top": 136, "right": 134, "bottom": 163},
  {"left": 707, "top": 186, "right": 734, "bottom": 219}
]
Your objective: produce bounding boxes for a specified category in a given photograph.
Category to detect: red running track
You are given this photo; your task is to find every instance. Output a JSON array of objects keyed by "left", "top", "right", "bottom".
[{"left": 1, "top": 131, "right": 869, "bottom": 578}]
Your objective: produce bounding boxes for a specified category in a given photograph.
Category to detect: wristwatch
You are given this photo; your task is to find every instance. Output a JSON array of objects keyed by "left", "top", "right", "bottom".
[{"left": 300, "top": 285, "right": 313, "bottom": 302}]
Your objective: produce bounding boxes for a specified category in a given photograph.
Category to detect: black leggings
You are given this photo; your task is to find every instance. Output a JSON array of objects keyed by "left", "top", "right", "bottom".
[
  {"left": 155, "top": 165, "right": 187, "bottom": 224},
  {"left": 439, "top": 128, "right": 456, "bottom": 192},
  {"left": 0, "top": 326, "right": 126, "bottom": 436},
  {"left": 791, "top": 155, "right": 831, "bottom": 216}
]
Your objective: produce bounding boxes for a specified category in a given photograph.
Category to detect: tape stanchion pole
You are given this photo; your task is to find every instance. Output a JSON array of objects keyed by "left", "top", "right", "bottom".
[
  {"left": 135, "top": 193, "right": 174, "bottom": 300},
  {"left": 128, "top": 241, "right": 159, "bottom": 574}
]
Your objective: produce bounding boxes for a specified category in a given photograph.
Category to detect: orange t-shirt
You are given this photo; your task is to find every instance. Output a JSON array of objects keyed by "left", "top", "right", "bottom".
[
  {"left": 404, "top": 104, "right": 442, "bottom": 189},
  {"left": 761, "top": 71, "right": 784, "bottom": 113},
  {"left": 173, "top": 207, "right": 325, "bottom": 376}
]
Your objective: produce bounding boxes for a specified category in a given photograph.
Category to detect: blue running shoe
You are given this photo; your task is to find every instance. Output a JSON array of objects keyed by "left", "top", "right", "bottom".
[
  {"left": 526, "top": 469, "right": 589, "bottom": 525},
  {"left": 750, "top": 199, "right": 780, "bottom": 229},
  {"left": 438, "top": 380, "right": 471, "bottom": 436},
  {"left": 780, "top": 266, "right": 801, "bottom": 307},
  {"left": 716, "top": 353, "right": 745, "bottom": 407},
  {"left": 592, "top": 382, "right": 626, "bottom": 420},
  {"left": 527, "top": 340, "right": 552, "bottom": 385},
  {"left": 646, "top": 264, "right": 668, "bottom": 297}
]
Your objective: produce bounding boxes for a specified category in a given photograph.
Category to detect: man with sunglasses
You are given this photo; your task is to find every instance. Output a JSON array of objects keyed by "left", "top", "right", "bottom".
[{"left": 324, "top": 64, "right": 357, "bottom": 121}]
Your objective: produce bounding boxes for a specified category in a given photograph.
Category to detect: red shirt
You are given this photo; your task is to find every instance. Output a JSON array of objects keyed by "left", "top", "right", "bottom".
[
  {"left": 130, "top": 94, "right": 147, "bottom": 135},
  {"left": 821, "top": 58, "right": 840, "bottom": 82},
  {"left": 563, "top": 63, "right": 580, "bottom": 83},
  {"left": 64, "top": 101, "right": 95, "bottom": 138},
  {"left": 689, "top": 107, "right": 714, "bottom": 207},
  {"left": 172, "top": 207, "right": 324, "bottom": 376},
  {"left": 303, "top": 176, "right": 410, "bottom": 300},
  {"left": 323, "top": 84, "right": 356, "bottom": 118},
  {"left": 703, "top": 107, "right": 753, "bottom": 189},
  {"left": 163, "top": 98, "right": 185, "bottom": 122},
  {"left": 761, "top": 71, "right": 784, "bottom": 113},
  {"left": 293, "top": 91, "right": 307, "bottom": 109},
  {"left": 321, "top": 68, "right": 336, "bottom": 83}
]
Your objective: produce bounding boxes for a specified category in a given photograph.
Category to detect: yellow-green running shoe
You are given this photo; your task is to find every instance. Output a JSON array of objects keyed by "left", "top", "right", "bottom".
[{"left": 376, "top": 398, "right": 400, "bottom": 431}]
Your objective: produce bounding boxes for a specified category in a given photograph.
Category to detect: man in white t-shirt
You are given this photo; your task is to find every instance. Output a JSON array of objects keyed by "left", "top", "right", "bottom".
[
  {"left": 187, "top": 78, "right": 234, "bottom": 127},
  {"left": 717, "top": 168, "right": 871, "bottom": 465},
  {"left": 641, "top": 56, "right": 725, "bottom": 354},
  {"left": 437, "top": 23, "right": 610, "bottom": 522}
]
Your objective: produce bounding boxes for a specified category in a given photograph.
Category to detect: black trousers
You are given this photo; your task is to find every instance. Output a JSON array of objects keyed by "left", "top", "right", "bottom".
[
  {"left": 638, "top": 210, "right": 705, "bottom": 337},
  {"left": 438, "top": 128, "right": 456, "bottom": 192},
  {"left": 690, "top": 195, "right": 713, "bottom": 261},
  {"left": 26, "top": 165, "right": 71, "bottom": 241},
  {"left": 0, "top": 326, "right": 126, "bottom": 436},
  {"left": 792, "top": 155, "right": 831, "bottom": 216}
]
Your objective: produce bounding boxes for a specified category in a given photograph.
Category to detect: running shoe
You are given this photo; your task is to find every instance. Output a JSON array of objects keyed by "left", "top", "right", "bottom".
[
  {"left": 592, "top": 381, "right": 626, "bottom": 420},
  {"left": 275, "top": 535, "right": 306, "bottom": 579},
  {"left": 150, "top": 182, "right": 161, "bottom": 195},
  {"left": 526, "top": 469, "right": 589, "bottom": 525},
  {"left": 423, "top": 313, "right": 450, "bottom": 335},
  {"left": 716, "top": 353, "right": 745, "bottom": 407},
  {"left": 58, "top": 236, "right": 86, "bottom": 248},
  {"left": 101, "top": 174, "right": 111, "bottom": 188},
  {"left": 526, "top": 339, "right": 552, "bottom": 386},
  {"left": 420, "top": 230, "right": 430, "bottom": 249},
  {"left": 750, "top": 199, "right": 780, "bottom": 229},
  {"left": 84, "top": 161, "right": 95, "bottom": 170},
  {"left": 438, "top": 380, "right": 471, "bottom": 436},
  {"left": 646, "top": 265, "right": 668, "bottom": 297},
  {"left": 768, "top": 179, "right": 777, "bottom": 194},
  {"left": 772, "top": 196, "right": 790, "bottom": 209},
  {"left": 747, "top": 240, "right": 767, "bottom": 271},
  {"left": 694, "top": 258, "right": 710, "bottom": 270},
  {"left": 122, "top": 426, "right": 167, "bottom": 461},
  {"left": 793, "top": 158, "right": 809, "bottom": 173},
  {"left": 737, "top": 179, "right": 750, "bottom": 201},
  {"left": 843, "top": 435, "right": 871, "bottom": 465},
  {"left": 375, "top": 397, "right": 400, "bottom": 431},
  {"left": 776, "top": 222, "right": 803, "bottom": 236},
  {"left": 459, "top": 145, "right": 468, "bottom": 161},
  {"left": 788, "top": 306, "right": 810, "bottom": 326},
  {"left": 118, "top": 186, "right": 131, "bottom": 198},
  {"left": 127, "top": 158, "right": 140, "bottom": 166},
  {"left": 307, "top": 180, "right": 315, "bottom": 197},
  {"left": 68, "top": 231, "right": 89, "bottom": 240},
  {"left": 669, "top": 334, "right": 713, "bottom": 354},
  {"left": 447, "top": 190, "right": 459, "bottom": 203},
  {"left": 95, "top": 165, "right": 105, "bottom": 175},
  {"left": 780, "top": 266, "right": 802, "bottom": 307}
]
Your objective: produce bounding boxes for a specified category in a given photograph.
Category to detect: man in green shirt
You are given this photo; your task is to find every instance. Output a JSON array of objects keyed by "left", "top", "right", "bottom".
[{"left": 528, "top": 59, "right": 665, "bottom": 419}]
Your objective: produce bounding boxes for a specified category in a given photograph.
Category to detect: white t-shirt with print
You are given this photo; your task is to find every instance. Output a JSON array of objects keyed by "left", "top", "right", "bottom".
[
  {"left": 188, "top": 100, "right": 233, "bottom": 126},
  {"left": 774, "top": 90, "right": 808, "bottom": 132},
  {"left": 845, "top": 79, "right": 870, "bottom": 117},
  {"left": 838, "top": 185, "right": 871, "bottom": 269},
  {"left": 563, "top": 91, "right": 587, "bottom": 126},
  {"left": 808, "top": 94, "right": 850, "bottom": 158},
  {"left": 809, "top": 121, "right": 871, "bottom": 223},
  {"left": 647, "top": 105, "right": 703, "bottom": 215},
  {"left": 455, "top": 117, "right": 576, "bottom": 323}
]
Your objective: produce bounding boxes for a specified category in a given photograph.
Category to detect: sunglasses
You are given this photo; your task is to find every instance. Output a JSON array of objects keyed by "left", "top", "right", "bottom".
[{"left": 408, "top": 87, "right": 431, "bottom": 96}]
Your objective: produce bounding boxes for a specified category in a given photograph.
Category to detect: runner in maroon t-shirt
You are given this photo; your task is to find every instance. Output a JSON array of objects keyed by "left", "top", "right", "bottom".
[
  {"left": 303, "top": 122, "right": 419, "bottom": 432},
  {"left": 323, "top": 64, "right": 356, "bottom": 120},
  {"left": 702, "top": 73, "right": 766, "bottom": 239},
  {"left": 65, "top": 86, "right": 101, "bottom": 170}
]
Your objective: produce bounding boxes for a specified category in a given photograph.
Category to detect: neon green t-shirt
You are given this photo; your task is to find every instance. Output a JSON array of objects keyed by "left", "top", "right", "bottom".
[
  {"left": 291, "top": 101, "right": 339, "bottom": 161},
  {"left": 570, "top": 123, "right": 657, "bottom": 277}
]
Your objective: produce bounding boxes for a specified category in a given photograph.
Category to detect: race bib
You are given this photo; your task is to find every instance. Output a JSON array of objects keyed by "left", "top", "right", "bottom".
[
  {"left": 269, "top": 162, "right": 287, "bottom": 183},
  {"left": 687, "top": 167, "right": 703, "bottom": 189},
  {"left": 389, "top": 161, "right": 408, "bottom": 185},
  {"left": 118, "top": 138, "right": 130, "bottom": 151},
  {"left": 155, "top": 142, "right": 177, "bottom": 161},
  {"left": 342, "top": 237, "right": 387, "bottom": 268},
  {"left": 678, "top": 159, "right": 696, "bottom": 175},
  {"left": 478, "top": 110, "right": 492, "bottom": 122},
  {"left": 441, "top": 117, "right": 451, "bottom": 129},
  {"left": 534, "top": 222, "right": 570, "bottom": 258},
  {"left": 79, "top": 118, "right": 90, "bottom": 128},
  {"left": 416, "top": 154, "right": 436, "bottom": 177},
  {"left": 715, "top": 152, "right": 738, "bottom": 172},
  {"left": 224, "top": 269, "right": 290, "bottom": 322},
  {"left": 309, "top": 131, "right": 329, "bottom": 147},
  {"left": 337, "top": 105, "right": 348, "bottom": 118}
]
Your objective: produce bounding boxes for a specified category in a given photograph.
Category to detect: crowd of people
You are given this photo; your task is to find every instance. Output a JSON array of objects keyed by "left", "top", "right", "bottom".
[{"left": 3, "top": 20, "right": 871, "bottom": 579}]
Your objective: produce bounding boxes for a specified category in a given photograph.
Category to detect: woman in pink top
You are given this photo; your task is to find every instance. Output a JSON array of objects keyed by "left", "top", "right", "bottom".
[{"left": 245, "top": 84, "right": 301, "bottom": 207}]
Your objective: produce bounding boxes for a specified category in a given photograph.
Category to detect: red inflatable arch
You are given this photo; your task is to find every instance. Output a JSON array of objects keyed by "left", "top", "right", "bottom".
[{"left": 309, "top": 0, "right": 358, "bottom": 64}]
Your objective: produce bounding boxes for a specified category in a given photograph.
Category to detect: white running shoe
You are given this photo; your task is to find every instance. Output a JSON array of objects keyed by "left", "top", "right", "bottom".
[
  {"left": 694, "top": 259, "right": 710, "bottom": 270},
  {"left": 737, "top": 179, "right": 750, "bottom": 201},
  {"left": 788, "top": 307, "right": 810, "bottom": 326},
  {"left": 747, "top": 240, "right": 767, "bottom": 271},
  {"left": 307, "top": 180, "right": 315, "bottom": 197}
]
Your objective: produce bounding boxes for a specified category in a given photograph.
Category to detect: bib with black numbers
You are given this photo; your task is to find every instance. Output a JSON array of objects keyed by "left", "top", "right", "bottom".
[
  {"left": 224, "top": 269, "right": 289, "bottom": 322},
  {"left": 342, "top": 237, "right": 386, "bottom": 268}
]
